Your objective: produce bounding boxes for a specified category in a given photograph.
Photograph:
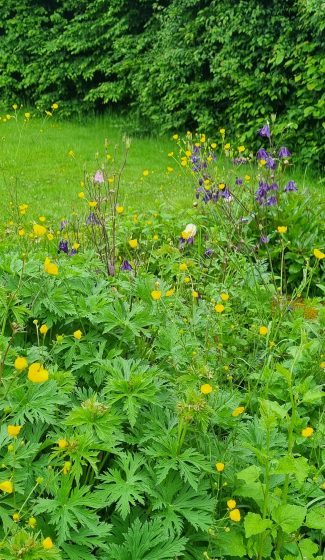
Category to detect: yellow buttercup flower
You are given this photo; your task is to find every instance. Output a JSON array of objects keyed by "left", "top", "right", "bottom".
[
  {"left": 192, "top": 291, "right": 199, "bottom": 298},
  {"left": 232, "top": 406, "right": 245, "bottom": 417},
  {"left": 277, "top": 226, "right": 287, "bottom": 234},
  {"left": 33, "top": 224, "right": 47, "bottom": 236},
  {"left": 167, "top": 166, "right": 174, "bottom": 172},
  {"left": 179, "top": 263, "right": 188, "bottom": 272},
  {"left": 39, "top": 216, "right": 46, "bottom": 222},
  {"left": 220, "top": 293, "right": 229, "bottom": 301},
  {"left": 224, "top": 143, "right": 230, "bottom": 150},
  {"left": 244, "top": 175, "right": 251, "bottom": 181},
  {"left": 40, "top": 324, "right": 49, "bottom": 335},
  {"left": 51, "top": 103, "right": 59, "bottom": 110},
  {"left": 151, "top": 290, "right": 162, "bottom": 301},
  {"left": 63, "top": 461, "right": 71, "bottom": 475},
  {"left": 215, "top": 462, "right": 225, "bottom": 472},
  {"left": 227, "top": 499, "right": 236, "bottom": 510},
  {"left": 28, "top": 517, "right": 37, "bottom": 528},
  {"left": 218, "top": 183, "right": 225, "bottom": 190},
  {"left": 214, "top": 304, "right": 225, "bottom": 313},
  {"left": 153, "top": 234, "right": 158, "bottom": 241},
  {"left": 129, "top": 239, "right": 138, "bottom": 249},
  {"left": 184, "top": 276, "right": 190, "bottom": 284},
  {"left": 172, "top": 134, "right": 179, "bottom": 140},
  {"left": 229, "top": 508, "right": 241, "bottom": 522},
  {"left": 143, "top": 170, "right": 149, "bottom": 176},
  {"left": 259, "top": 326, "right": 268, "bottom": 336},
  {"left": 320, "top": 362, "right": 325, "bottom": 369},
  {"left": 73, "top": 330, "right": 82, "bottom": 340},
  {"left": 24, "top": 112, "right": 30, "bottom": 119},
  {"left": 313, "top": 249, "right": 325, "bottom": 260},
  {"left": 165, "top": 288, "right": 175, "bottom": 297},
  {"left": 12, "top": 512, "right": 20, "bottom": 522},
  {"left": 301, "top": 427, "right": 314, "bottom": 438},
  {"left": 47, "top": 233, "right": 54, "bottom": 241},
  {"left": 28, "top": 363, "right": 49, "bottom": 383},
  {"left": 58, "top": 439, "right": 68, "bottom": 449},
  {"left": 211, "top": 143, "right": 217, "bottom": 149},
  {"left": 260, "top": 159, "right": 267, "bottom": 166},
  {"left": 18, "top": 228, "right": 25, "bottom": 237},
  {"left": 44, "top": 258, "right": 59, "bottom": 275},
  {"left": 200, "top": 384, "right": 213, "bottom": 395},
  {"left": 78, "top": 191, "right": 85, "bottom": 199},
  {"left": 238, "top": 146, "right": 245, "bottom": 153},
  {"left": 219, "top": 128, "right": 225, "bottom": 135},
  {"left": 14, "top": 356, "right": 28, "bottom": 370},
  {"left": 88, "top": 201, "right": 97, "bottom": 208},
  {"left": 116, "top": 206, "right": 124, "bottom": 214},
  {"left": 7, "top": 425, "right": 22, "bottom": 438},
  {"left": 0, "top": 480, "right": 13, "bottom": 493},
  {"left": 43, "top": 537, "right": 54, "bottom": 549}
]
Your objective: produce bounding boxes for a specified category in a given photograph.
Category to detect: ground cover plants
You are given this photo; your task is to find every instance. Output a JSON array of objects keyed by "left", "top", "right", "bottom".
[{"left": 0, "top": 112, "right": 324, "bottom": 560}]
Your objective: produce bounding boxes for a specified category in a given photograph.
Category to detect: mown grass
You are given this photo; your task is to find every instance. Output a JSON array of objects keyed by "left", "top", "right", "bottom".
[{"left": 0, "top": 113, "right": 322, "bottom": 222}]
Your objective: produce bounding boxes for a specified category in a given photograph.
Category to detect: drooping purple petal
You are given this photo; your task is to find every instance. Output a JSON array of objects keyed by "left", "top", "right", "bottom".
[
  {"left": 259, "top": 124, "right": 271, "bottom": 138},
  {"left": 121, "top": 260, "right": 132, "bottom": 271},
  {"left": 58, "top": 240, "right": 69, "bottom": 254},
  {"left": 278, "top": 146, "right": 291, "bottom": 158},
  {"left": 284, "top": 180, "right": 298, "bottom": 192}
]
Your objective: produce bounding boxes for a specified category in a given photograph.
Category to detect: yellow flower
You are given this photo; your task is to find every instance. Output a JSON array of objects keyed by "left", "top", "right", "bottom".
[
  {"left": 168, "top": 151, "right": 174, "bottom": 157},
  {"left": 58, "top": 439, "right": 68, "bottom": 449},
  {"left": 7, "top": 425, "right": 22, "bottom": 438},
  {"left": 165, "top": 288, "right": 175, "bottom": 297},
  {"left": 47, "top": 233, "right": 54, "bottom": 241},
  {"left": 227, "top": 499, "right": 236, "bottom": 510},
  {"left": 78, "top": 191, "right": 85, "bottom": 199},
  {"left": 28, "top": 363, "right": 49, "bottom": 383},
  {"left": 51, "top": 103, "right": 59, "bottom": 110},
  {"left": 220, "top": 293, "right": 229, "bottom": 301},
  {"left": 277, "top": 226, "right": 287, "bottom": 234},
  {"left": 143, "top": 169, "right": 149, "bottom": 176},
  {"left": 184, "top": 276, "right": 190, "bottom": 284},
  {"left": 73, "top": 330, "right": 82, "bottom": 340},
  {"left": 172, "top": 134, "right": 179, "bottom": 140},
  {"left": 39, "top": 216, "right": 46, "bottom": 222},
  {"left": 320, "top": 362, "right": 325, "bottom": 369},
  {"left": 43, "top": 537, "right": 54, "bottom": 550},
  {"left": 33, "top": 224, "right": 47, "bottom": 236},
  {"left": 259, "top": 326, "right": 268, "bottom": 336},
  {"left": 14, "top": 356, "right": 28, "bottom": 370},
  {"left": 0, "top": 480, "right": 13, "bottom": 493},
  {"left": 214, "top": 304, "right": 225, "bottom": 313},
  {"left": 40, "top": 324, "right": 49, "bottom": 335},
  {"left": 185, "top": 150, "right": 191, "bottom": 157},
  {"left": 72, "top": 242, "right": 80, "bottom": 250},
  {"left": 179, "top": 263, "right": 188, "bottom": 272},
  {"left": 232, "top": 406, "right": 245, "bottom": 417},
  {"left": 313, "top": 249, "right": 325, "bottom": 260},
  {"left": 301, "top": 427, "right": 314, "bottom": 438},
  {"left": 129, "top": 239, "right": 138, "bottom": 249},
  {"left": 244, "top": 175, "right": 251, "bottom": 181},
  {"left": 18, "top": 228, "right": 25, "bottom": 237},
  {"left": 218, "top": 183, "right": 225, "bottom": 190},
  {"left": 12, "top": 104, "right": 18, "bottom": 110},
  {"left": 12, "top": 512, "right": 20, "bottom": 522},
  {"left": 200, "top": 134, "right": 206, "bottom": 143},
  {"left": 211, "top": 143, "right": 217, "bottom": 149},
  {"left": 215, "top": 462, "right": 225, "bottom": 472},
  {"left": 229, "top": 508, "right": 241, "bottom": 522},
  {"left": 224, "top": 143, "right": 231, "bottom": 150},
  {"left": 28, "top": 517, "right": 37, "bottom": 528},
  {"left": 44, "top": 258, "right": 59, "bottom": 276},
  {"left": 260, "top": 159, "right": 267, "bottom": 166},
  {"left": 153, "top": 234, "right": 159, "bottom": 241},
  {"left": 88, "top": 201, "right": 97, "bottom": 208},
  {"left": 151, "top": 290, "right": 162, "bottom": 301},
  {"left": 24, "top": 112, "right": 30, "bottom": 119},
  {"left": 219, "top": 128, "right": 225, "bottom": 134},
  {"left": 192, "top": 291, "right": 199, "bottom": 298},
  {"left": 200, "top": 384, "right": 213, "bottom": 395},
  {"left": 63, "top": 461, "right": 71, "bottom": 475},
  {"left": 167, "top": 166, "right": 174, "bottom": 172},
  {"left": 116, "top": 205, "right": 124, "bottom": 214},
  {"left": 238, "top": 146, "right": 245, "bottom": 153}
]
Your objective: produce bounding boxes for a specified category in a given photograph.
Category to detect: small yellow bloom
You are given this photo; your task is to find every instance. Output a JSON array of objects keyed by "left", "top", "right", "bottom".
[
  {"left": 211, "top": 143, "right": 217, "bottom": 149},
  {"left": 167, "top": 166, "right": 174, "bottom": 172},
  {"left": 232, "top": 406, "right": 245, "bottom": 417},
  {"left": 28, "top": 363, "right": 49, "bottom": 383},
  {"left": 224, "top": 143, "right": 231, "bottom": 150},
  {"left": 73, "top": 330, "right": 82, "bottom": 340},
  {"left": 220, "top": 293, "right": 229, "bottom": 301},
  {"left": 168, "top": 151, "right": 174, "bottom": 157},
  {"left": 244, "top": 175, "right": 251, "bottom": 181},
  {"left": 215, "top": 462, "right": 225, "bottom": 472},
  {"left": 301, "top": 427, "right": 314, "bottom": 438},
  {"left": 18, "top": 228, "right": 25, "bottom": 237},
  {"left": 200, "top": 135, "right": 206, "bottom": 143},
  {"left": 219, "top": 128, "right": 225, "bottom": 134},
  {"left": 78, "top": 191, "right": 85, "bottom": 199},
  {"left": 184, "top": 277, "right": 191, "bottom": 284},
  {"left": 0, "top": 480, "right": 13, "bottom": 493},
  {"left": 229, "top": 508, "right": 241, "bottom": 522},
  {"left": 58, "top": 439, "right": 68, "bottom": 449},
  {"left": 28, "top": 517, "right": 36, "bottom": 528},
  {"left": 214, "top": 304, "right": 225, "bottom": 313},
  {"left": 200, "top": 384, "right": 213, "bottom": 395},
  {"left": 151, "top": 290, "right": 162, "bottom": 301},
  {"left": 12, "top": 512, "right": 20, "bottom": 522},
  {"left": 44, "top": 257, "right": 59, "bottom": 276},
  {"left": 172, "top": 134, "right": 179, "bottom": 140},
  {"left": 259, "top": 326, "right": 268, "bottom": 336},
  {"left": 43, "top": 537, "right": 54, "bottom": 549},
  {"left": 179, "top": 263, "right": 188, "bottom": 272},
  {"left": 7, "top": 425, "right": 22, "bottom": 438},
  {"left": 165, "top": 288, "right": 175, "bottom": 297},
  {"left": 185, "top": 150, "right": 191, "bottom": 157},
  {"left": 227, "top": 499, "right": 236, "bottom": 510},
  {"left": 39, "top": 216, "right": 46, "bottom": 222},
  {"left": 277, "top": 226, "right": 287, "bottom": 234},
  {"left": 260, "top": 159, "right": 267, "bottom": 166},
  {"left": 47, "top": 233, "right": 54, "bottom": 241},
  {"left": 192, "top": 291, "right": 199, "bottom": 298},
  {"left": 238, "top": 146, "right": 245, "bottom": 153},
  {"left": 320, "top": 362, "right": 325, "bottom": 369},
  {"left": 143, "top": 169, "right": 149, "bottom": 176},
  {"left": 129, "top": 239, "right": 138, "bottom": 249},
  {"left": 153, "top": 234, "right": 158, "bottom": 241},
  {"left": 51, "top": 103, "right": 59, "bottom": 110},
  {"left": 88, "top": 201, "right": 97, "bottom": 208},
  {"left": 33, "top": 224, "right": 47, "bottom": 236},
  {"left": 14, "top": 357, "right": 28, "bottom": 371},
  {"left": 63, "top": 461, "right": 71, "bottom": 475},
  {"left": 313, "top": 249, "right": 325, "bottom": 260},
  {"left": 40, "top": 324, "right": 49, "bottom": 335},
  {"left": 24, "top": 112, "right": 30, "bottom": 119},
  {"left": 12, "top": 104, "right": 18, "bottom": 110},
  {"left": 218, "top": 183, "right": 225, "bottom": 190},
  {"left": 116, "top": 205, "right": 124, "bottom": 214}
]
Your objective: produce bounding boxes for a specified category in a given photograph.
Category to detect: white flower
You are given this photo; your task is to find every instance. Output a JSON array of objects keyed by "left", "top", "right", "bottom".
[{"left": 184, "top": 223, "right": 197, "bottom": 237}]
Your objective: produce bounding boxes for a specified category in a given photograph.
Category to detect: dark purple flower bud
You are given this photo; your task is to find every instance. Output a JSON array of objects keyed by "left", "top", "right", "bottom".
[
  {"left": 204, "top": 248, "right": 214, "bottom": 257},
  {"left": 269, "top": 182, "right": 279, "bottom": 191},
  {"left": 86, "top": 212, "right": 100, "bottom": 225},
  {"left": 60, "top": 220, "right": 68, "bottom": 231},
  {"left": 284, "top": 180, "right": 298, "bottom": 192},
  {"left": 94, "top": 170, "right": 104, "bottom": 184},
  {"left": 259, "top": 124, "right": 271, "bottom": 138},
  {"left": 260, "top": 235, "right": 270, "bottom": 244},
  {"left": 235, "top": 177, "right": 243, "bottom": 185},
  {"left": 278, "top": 146, "right": 291, "bottom": 158},
  {"left": 266, "top": 196, "right": 277, "bottom": 206},
  {"left": 256, "top": 148, "right": 269, "bottom": 160},
  {"left": 121, "top": 260, "right": 132, "bottom": 271},
  {"left": 58, "top": 240, "right": 68, "bottom": 254},
  {"left": 266, "top": 157, "right": 277, "bottom": 170},
  {"left": 69, "top": 249, "right": 77, "bottom": 256}
]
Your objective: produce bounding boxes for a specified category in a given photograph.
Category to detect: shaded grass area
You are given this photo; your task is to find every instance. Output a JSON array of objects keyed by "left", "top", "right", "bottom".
[{"left": 0, "top": 114, "right": 322, "bottom": 223}]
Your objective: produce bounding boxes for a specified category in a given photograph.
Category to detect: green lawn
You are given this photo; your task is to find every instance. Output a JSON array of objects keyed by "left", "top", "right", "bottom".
[{"left": 0, "top": 113, "right": 322, "bottom": 222}]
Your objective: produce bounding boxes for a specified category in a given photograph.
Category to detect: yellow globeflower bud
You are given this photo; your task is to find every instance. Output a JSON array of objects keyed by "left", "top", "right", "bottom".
[
  {"left": 14, "top": 356, "right": 28, "bottom": 370},
  {"left": 7, "top": 425, "right": 22, "bottom": 438},
  {"left": 73, "top": 330, "right": 82, "bottom": 340},
  {"left": 43, "top": 537, "right": 54, "bottom": 549},
  {"left": 200, "top": 384, "right": 213, "bottom": 395}
]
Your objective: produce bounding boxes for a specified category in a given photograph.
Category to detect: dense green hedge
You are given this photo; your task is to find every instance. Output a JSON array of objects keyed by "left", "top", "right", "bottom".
[{"left": 0, "top": 0, "right": 324, "bottom": 165}]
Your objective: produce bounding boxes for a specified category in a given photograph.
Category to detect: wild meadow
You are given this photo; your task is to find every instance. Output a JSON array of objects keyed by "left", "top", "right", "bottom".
[{"left": 0, "top": 107, "right": 324, "bottom": 560}]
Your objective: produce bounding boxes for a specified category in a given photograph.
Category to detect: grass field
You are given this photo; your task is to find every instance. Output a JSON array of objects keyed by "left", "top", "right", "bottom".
[{"left": 0, "top": 113, "right": 322, "bottom": 221}]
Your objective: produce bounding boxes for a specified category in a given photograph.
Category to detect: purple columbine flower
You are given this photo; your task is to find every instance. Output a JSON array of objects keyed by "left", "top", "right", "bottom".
[
  {"left": 284, "top": 180, "right": 298, "bottom": 192},
  {"left": 269, "top": 182, "right": 279, "bottom": 191},
  {"left": 259, "top": 124, "right": 271, "bottom": 138},
  {"left": 257, "top": 148, "right": 269, "bottom": 160},
  {"left": 69, "top": 249, "right": 77, "bottom": 256},
  {"left": 278, "top": 146, "right": 291, "bottom": 158},
  {"left": 260, "top": 235, "right": 269, "bottom": 244},
  {"left": 86, "top": 212, "right": 100, "bottom": 225},
  {"left": 60, "top": 220, "right": 68, "bottom": 231},
  {"left": 121, "top": 260, "right": 132, "bottom": 271},
  {"left": 266, "top": 196, "right": 277, "bottom": 206},
  {"left": 58, "top": 240, "right": 68, "bottom": 254},
  {"left": 235, "top": 177, "right": 243, "bottom": 185},
  {"left": 94, "top": 170, "right": 104, "bottom": 184},
  {"left": 204, "top": 248, "right": 214, "bottom": 257},
  {"left": 266, "top": 156, "right": 277, "bottom": 170}
]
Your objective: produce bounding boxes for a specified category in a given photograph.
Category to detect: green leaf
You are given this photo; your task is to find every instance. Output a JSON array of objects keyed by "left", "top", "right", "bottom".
[
  {"left": 274, "top": 456, "right": 309, "bottom": 484},
  {"left": 212, "top": 530, "right": 246, "bottom": 557},
  {"left": 237, "top": 465, "right": 262, "bottom": 484},
  {"left": 244, "top": 512, "right": 273, "bottom": 538},
  {"left": 305, "top": 507, "right": 325, "bottom": 530},
  {"left": 272, "top": 504, "right": 306, "bottom": 533}
]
